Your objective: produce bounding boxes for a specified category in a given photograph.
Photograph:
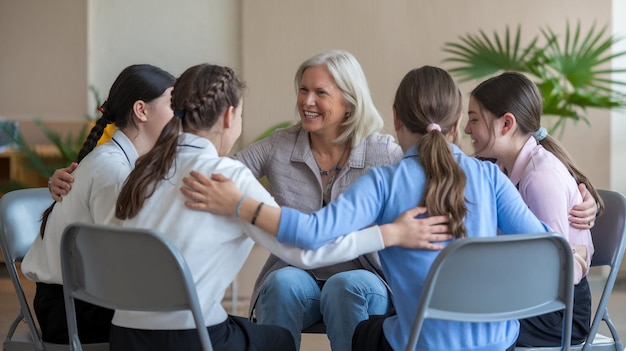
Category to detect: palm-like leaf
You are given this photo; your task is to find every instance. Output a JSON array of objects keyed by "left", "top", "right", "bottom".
[
  {"left": 443, "top": 22, "right": 626, "bottom": 135},
  {"left": 443, "top": 26, "right": 539, "bottom": 82}
]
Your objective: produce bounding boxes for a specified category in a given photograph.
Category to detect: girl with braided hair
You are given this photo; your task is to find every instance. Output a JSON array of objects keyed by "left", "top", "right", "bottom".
[{"left": 21, "top": 64, "right": 175, "bottom": 344}]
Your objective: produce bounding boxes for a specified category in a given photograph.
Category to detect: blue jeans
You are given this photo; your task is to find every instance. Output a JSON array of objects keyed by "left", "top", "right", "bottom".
[{"left": 255, "top": 267, "right": 392, "bottom": 351}]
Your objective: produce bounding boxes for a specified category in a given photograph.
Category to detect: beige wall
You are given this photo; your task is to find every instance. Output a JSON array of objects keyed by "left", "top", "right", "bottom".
[
  {"left": 0, "top": 0, "right": 87, "bottom": 121},
  {"left": 0, "top": 0, "right": 620, "bottom": 192},
  {"left": 241, "top": 0, "right": 613, "bottom": 190}
]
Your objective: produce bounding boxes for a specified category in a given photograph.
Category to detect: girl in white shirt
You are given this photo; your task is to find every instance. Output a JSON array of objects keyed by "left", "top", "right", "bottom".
[{"left": 22, "top": 64, "right": 176, "bottom": 344}]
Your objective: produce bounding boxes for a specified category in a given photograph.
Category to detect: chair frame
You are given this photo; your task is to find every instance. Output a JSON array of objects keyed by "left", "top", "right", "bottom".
[
  {"left": 582, "top": 189, "right": 626, "bottom": 351},
  {"left": 517, "top": 189, "right": 626, "bottom": 351},
  {"left": 1, "top": 188, "right": 109, "bottom": 351},
  {"left": 0, "top": 188, "right": 50, "bottom": 351},
  {"left": 60, "top": 222, "right": 213, "bottom": 351},
  {"left": 405, "top": 233, "right": 574, "bottom": 351}
]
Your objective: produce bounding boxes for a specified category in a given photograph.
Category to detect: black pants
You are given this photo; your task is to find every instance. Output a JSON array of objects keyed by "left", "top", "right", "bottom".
[
  {"left": 352, "top": 312, "right": 516, "bottom": 351},
  {"left": 110, "top": 315, "right": 295, "bottom": 351},
  {"left": 34, "top": 282, "right": 114, "bottom": 344},
  {"left": 516, "top": 276, "right": 592, "bottom": 347}
]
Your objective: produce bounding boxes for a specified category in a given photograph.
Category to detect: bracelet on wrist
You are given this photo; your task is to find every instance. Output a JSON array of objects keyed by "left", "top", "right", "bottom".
[
  {"left": 235, "top": 195, "right": 246, "bottom": 218},
  {"left": 251, "top": 202, "right": 264, "bottom": 225}
]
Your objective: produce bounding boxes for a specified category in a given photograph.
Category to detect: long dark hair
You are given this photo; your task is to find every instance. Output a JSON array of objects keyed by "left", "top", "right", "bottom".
[
  {"left": 115, "top": 63, "right": 245, "bottom": 220},
  {"left": 471, "top": 72, "right": 604, "bottom": 215},
  {"left": 394, "top": 66, "right": 467, "bottom": 238},
  {"left": 39, "top": 64, "right": 175, "bottom": 237}
]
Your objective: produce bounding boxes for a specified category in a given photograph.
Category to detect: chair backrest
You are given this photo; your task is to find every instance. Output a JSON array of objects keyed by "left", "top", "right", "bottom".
[
  {"left": 60, "top": 222, "right": 213, "bottom": 351},
  {"left": 405, "top": 233, "right": 574, "bottom": 351},
  {"left": 0, "top": 188, "right": 52, "bottom": 351},
  {"left": 583, "top": 189, "right": 626, "bottom": 351}
]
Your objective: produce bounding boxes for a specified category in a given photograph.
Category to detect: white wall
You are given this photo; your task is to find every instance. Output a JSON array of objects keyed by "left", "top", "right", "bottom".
[
  {"left": 87, "top": 0, "right": 241, "bottom": 113},
  {"left": 612, "top": 0, "right": 626, "bottom": 194}
]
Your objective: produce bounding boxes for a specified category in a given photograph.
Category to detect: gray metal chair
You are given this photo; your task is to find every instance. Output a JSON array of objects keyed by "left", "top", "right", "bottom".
[
  {"left": 405, "top": 233, "right": 574, "bottom": 351},
  {"left": 0, "top": 188, "right": 108, "bottom": 351},
  {"left": 60, "top": 222, "right": 213, "bottom": 351},
  {"left": 518, "top": 189, "right": 626, "bottom": 351}
]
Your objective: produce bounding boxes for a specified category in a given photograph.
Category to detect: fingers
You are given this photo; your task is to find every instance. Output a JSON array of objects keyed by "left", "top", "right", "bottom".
[
  {"left": 189, "top": 170, "right": 213, "bottom": 184},
  {"left": 403, "top": 206, "right": 428, "bottom": 218}
]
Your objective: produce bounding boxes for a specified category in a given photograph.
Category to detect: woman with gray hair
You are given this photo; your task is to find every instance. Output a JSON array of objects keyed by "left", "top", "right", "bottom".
[{"left": 230, "top": 49, "right": 432, "bottom": 351}]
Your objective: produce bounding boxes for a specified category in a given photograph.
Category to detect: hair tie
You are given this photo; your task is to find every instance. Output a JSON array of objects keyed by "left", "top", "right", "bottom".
[
  {"left": 174, "top": 108, "right": 186, "bottom": 119},
  {"left": 426, "top": 123, "right": 442, "bottom": 133},
  {"left": 97, "top": 100, "right": 107, "bottom": 114},
  {"left": 533, "top": 126, "right": 548, "bottom": 141}
]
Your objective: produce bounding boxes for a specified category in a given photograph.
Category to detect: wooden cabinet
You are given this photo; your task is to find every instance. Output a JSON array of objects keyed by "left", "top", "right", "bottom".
[{"left": 0, "top": 146, "right": 62, "bottom": 193}]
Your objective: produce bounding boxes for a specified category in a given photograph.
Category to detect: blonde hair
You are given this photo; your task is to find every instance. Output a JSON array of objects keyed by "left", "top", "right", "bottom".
[{"left": 294, "top": 49, "right": 383, "bottom": 147}]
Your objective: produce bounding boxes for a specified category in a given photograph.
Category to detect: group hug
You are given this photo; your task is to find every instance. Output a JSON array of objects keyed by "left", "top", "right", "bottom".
[{"left": 21, "top": 49, "right": 601, "bottom": 350}]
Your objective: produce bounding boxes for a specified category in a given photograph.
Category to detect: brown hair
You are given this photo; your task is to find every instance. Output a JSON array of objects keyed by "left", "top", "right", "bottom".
[
  {"left": 39, "top": 64, "right": 175, "bottom": 237},
  {"left": 394, "top": 66, "right": 467, "bottom": 238},
  {"left": 471, "top": 72, "right": 604, "bottom": 215},
  {"left": 115, "top": 63, "right": 244, "bottom": 220}
]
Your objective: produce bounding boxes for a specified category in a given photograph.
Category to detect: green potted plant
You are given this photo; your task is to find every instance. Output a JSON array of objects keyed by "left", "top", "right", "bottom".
[{"left": 442, "top": 22, "right": 626, "bottom": 136}]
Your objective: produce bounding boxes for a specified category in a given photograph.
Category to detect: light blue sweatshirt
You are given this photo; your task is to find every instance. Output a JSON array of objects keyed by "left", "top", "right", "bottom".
[{"left": 278, "top": 144, "right": 551, "bottom": 351}]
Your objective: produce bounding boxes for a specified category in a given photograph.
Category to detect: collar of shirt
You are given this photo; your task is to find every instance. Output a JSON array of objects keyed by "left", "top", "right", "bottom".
[
  {"left": 177, "top": 132, "right": 218, "bottom": 156},
  {"left": 110, "top": 129, "right": 139, "bottom": 168},
  {"left": 402, "top": 142, "right": 465, "bottom": 159},
  {"left": 290, "top": 127, "right": 368, "bottom": 169},
  {"left": 508, "top": 136, "right": 536, "bottom": 186}
]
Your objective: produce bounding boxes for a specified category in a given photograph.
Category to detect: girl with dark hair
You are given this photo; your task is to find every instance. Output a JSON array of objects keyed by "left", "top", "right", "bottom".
[
  {"left": 465, "top": 71, "right": 600, "bottom": 346},
  {"left": 21, "top": 64, "right": 176, "bottom": 344},
  {"left": 179, "top": 66, "right": 552, "bottom": 350},
  {"left": 109, "top": 63, "right": 432, "bottom": 351}
]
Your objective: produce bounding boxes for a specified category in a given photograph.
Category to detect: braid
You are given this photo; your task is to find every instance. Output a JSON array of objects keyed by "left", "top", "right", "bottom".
[
  {"left": 40, "top": 114, "right": 110, "bottom": 237},
  {"left": 184, "top": 67, "right": 235, "bottom": 129},
  {"left": 76, "top": 115, "right": 110, "bottom": 163}
]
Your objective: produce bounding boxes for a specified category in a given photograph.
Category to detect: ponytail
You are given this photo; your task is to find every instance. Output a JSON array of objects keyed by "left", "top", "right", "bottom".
[
  {"left": 539, "top": 136, "right": 604, "bottom": 215},
  {"left": 418, "top": 127, "right": 467, "bottom": 238},
  {"left": 116, "top": 117, "right": 180, "bottom": 220}
]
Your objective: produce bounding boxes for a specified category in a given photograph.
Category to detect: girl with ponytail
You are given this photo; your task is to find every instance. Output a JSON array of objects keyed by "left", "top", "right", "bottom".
[
  {"left": 179, "top": 66, "right": 552, "bottom": 350},
  {"left": 21, "top": 64, "right": 175, "bottom": 344},
  {"left": 465, "top": 71, "right": 599, "bottom": 346}
]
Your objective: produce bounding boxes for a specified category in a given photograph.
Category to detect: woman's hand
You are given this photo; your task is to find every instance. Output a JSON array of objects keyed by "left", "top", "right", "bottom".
[
  {"left": 48, "top": 162, "right": 78, "bottom": 202},
  {"left": 569, "top": 183, "right": 597, "bottom": 230},
  {"left": 380, "top": 207, "right": 452, "bottom": 249},
  {"left": 181, "top": 171, "right": 244, "bottom": 215}
]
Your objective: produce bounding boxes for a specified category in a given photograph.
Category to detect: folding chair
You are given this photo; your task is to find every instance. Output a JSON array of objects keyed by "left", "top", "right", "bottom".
[
  {"left": 517, "top": 189, "right": 626, "bottom": 351},
  {"left": 0, "top": 188, "right": 109, "bottom": 351},
  {"left": 405, "top": 233, "right": 574, "bottom": 351},
  {"left": 60, "top": 222, "right": 213, "bottom": 351}
]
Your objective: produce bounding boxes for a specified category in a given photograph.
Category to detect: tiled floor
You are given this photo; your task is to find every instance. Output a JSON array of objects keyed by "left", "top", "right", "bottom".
[{"left": 1, "top": 248, "right": 625, "bottom": 351}]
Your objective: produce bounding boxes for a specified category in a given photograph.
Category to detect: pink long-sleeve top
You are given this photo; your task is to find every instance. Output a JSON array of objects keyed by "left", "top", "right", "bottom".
[{"left": 508, "top": 137, "right": 593, "bottom": 284}]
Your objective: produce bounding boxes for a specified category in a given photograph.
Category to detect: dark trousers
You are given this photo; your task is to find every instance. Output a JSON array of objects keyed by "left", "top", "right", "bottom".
[
  {"left": 517, "top": 276, "right": 592, "bottom": 347},
  {"left": 110, "top": 315, "right": 295, "bottom": 351},
  {"left": 34, "top": 282, "right": 114, "bottom": 344},
  {"left": 352, "top": 312, "right": 516, "bottom": 351}
]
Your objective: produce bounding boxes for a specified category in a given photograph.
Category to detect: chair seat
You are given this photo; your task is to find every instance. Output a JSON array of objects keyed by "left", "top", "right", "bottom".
[
  {"left": 3, "top": 330, "right": 37, "bottom": 351},
  {"left": 515, "top": 333, "right": 618, "bottom": 351}
]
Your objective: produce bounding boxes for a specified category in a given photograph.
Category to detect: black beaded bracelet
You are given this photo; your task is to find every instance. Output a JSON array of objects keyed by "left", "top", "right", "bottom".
[{"left": 251, "top": 202, "right": 264, "bottom": 225}]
